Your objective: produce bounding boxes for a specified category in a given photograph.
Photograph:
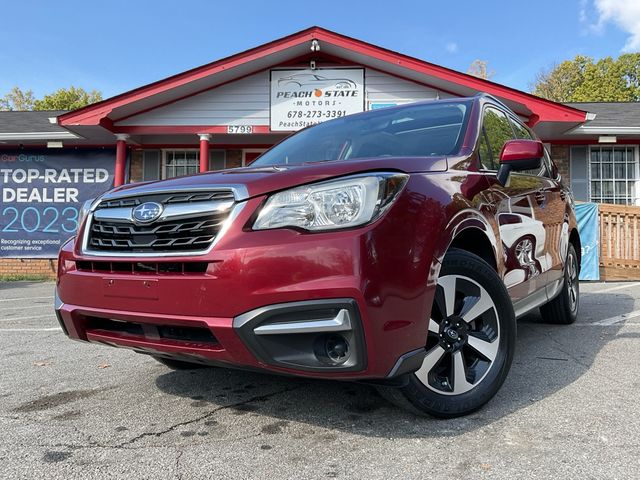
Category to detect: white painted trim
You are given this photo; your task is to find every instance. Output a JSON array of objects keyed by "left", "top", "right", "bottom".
[
  {"left": 571, "top": 126, "right": 640, "bottom": 135},
  {"left": 0, "top": 131, "right": 78, "bottom": 140}
]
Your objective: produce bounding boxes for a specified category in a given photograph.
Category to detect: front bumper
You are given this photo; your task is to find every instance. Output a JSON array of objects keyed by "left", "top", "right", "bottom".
[{"left": 55, "top": 193, "right": 437, "bottom": 380}]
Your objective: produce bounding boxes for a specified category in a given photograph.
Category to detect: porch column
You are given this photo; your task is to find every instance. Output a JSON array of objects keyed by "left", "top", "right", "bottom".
[
  {"left": 199, "top": 134, "right": 211, "bottom": 173},
  {"left": 114, "top": 134, "right": 129, "bottom": 187}
]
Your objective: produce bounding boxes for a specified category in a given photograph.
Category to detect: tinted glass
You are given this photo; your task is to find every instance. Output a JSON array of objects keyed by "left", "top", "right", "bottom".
[
  {"left": 252, "top": 101, "right": 471, "bottom": 166},
  {"left": 482, "top": 107, "right": 514, "bottom": 170},
  {"left": 509, "top": 117, "right": 533, "bottom": 139},
  {"left": 478, "top": 129, "right": 492, "bottom": 169},
  {"left": 540, "top": 148, "right": 554, "bottom": 178}
]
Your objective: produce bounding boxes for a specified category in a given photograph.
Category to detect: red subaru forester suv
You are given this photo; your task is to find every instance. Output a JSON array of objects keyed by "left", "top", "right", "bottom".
[{"left": 55, "top": 94, "right": 580, "bottom": 417}]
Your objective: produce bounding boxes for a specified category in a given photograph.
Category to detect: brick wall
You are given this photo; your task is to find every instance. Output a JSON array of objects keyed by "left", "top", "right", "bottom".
[
  {"left": 226, "top": 149, "right": 243, "bottom": 168},
  {"left": 129, "top": 150, "right": 144, "bottom": 183},
  {"left": 550, "top": 145, "right": 570, "bottom": 186},
  {"left": 0, "top": 258, "right": 57, "bottom": 280}
]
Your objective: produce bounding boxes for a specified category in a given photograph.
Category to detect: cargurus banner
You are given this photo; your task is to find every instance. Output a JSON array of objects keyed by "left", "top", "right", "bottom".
[{"left": 0, "top": 149, "right": 115, "bottom": 258}]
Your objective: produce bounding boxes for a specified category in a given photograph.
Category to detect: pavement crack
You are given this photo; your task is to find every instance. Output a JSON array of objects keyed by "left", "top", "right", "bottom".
[
  {"left": 537, "top": 328, "right": 591, "bottom": 369},
  {"left": 529, "top": 325, "right": 590, "bottom": 370},
  {"left": 174, "top": 448, "right": 184, "bottom": 480},
  {"left": 116, "top": 384, "right": 303, "bottom": 448}
]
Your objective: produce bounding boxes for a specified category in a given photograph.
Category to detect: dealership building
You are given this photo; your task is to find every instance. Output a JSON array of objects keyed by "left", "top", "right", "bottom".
[{"left": 1, "top": 26, "right": 639, "bottom": 278}]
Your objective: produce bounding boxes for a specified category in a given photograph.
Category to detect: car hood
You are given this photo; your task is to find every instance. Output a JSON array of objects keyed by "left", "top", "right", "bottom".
[{"left": 105, "top": 156, "right": 448, "bottom": 201}]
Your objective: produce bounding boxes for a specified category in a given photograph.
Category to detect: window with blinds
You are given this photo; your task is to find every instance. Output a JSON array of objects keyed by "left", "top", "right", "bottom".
[
  {"left": 164, "top": 150, "right": 199, "bottom": 178},
  {"left": 589, "top": 146, "right": 639, "bottom": 206},
  {"left": 159, "top": 150, "right": 227, "bottom": 179}
]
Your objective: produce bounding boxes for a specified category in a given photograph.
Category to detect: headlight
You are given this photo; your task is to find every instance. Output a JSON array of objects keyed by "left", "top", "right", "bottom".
[
  {"left": 77, "top": 198, "right": 95, "bottom": 233},
  {"left": 253, "top": 173, "right": 409, "bottom": 231}
]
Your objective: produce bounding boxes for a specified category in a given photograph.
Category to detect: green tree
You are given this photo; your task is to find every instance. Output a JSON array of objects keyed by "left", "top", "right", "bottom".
[
  {"left": 0, "top": 86, "right": 36, "bottom": 110},
  {"left": 33, "top": 86, "right": 102, "bottom": 110},
  {"left": 532, "top": 53, "right": 640, "bottom": 102},
  {"left": 531, "top": 55, "right": 590, "bottom": 102},
  {"left": 617, "top": 53, "right": 640, "bottom": 99},
  {"left": 467, "top": 59, "right": 494, "bottom": 80}
]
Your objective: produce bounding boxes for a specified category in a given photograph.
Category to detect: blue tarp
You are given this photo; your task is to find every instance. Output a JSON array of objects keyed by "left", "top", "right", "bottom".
[{"left": 575, "top": 203, "right": 600, "bottom": 281}]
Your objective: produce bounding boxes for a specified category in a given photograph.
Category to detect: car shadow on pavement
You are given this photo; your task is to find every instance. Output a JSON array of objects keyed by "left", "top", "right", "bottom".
[{"left": 154, "top": 291, "right": 632, "bottom": 438}]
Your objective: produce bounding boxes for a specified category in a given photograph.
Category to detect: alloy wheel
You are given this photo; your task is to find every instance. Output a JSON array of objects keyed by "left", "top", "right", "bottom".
[
  {"left": 566, "top": 250, "right": 579, "bottom": 313},
  {"left": 415, "top": 275, "right": 501, "bottom": 395}
]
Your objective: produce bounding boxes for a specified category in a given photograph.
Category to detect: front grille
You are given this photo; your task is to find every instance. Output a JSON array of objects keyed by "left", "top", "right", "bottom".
[
  {"left": 89, "top": 214, "right": 227, "bottom": 252},
  {"left": 85, "top": 190, "right": 235, "bottom": 254},
  {"left": 76, "top": 261, "right": 209, "bottom": 275},
  {"left": 96, "top": 190, "right": 235, "bottom": 209}
]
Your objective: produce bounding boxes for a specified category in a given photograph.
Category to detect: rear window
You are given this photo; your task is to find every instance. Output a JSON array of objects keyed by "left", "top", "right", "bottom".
[{"left": 252, "top": 101, "right": 470, "bottom": 166}]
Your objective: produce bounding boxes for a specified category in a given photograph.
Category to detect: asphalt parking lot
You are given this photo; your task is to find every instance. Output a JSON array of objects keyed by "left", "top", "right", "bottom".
[{"left": 1, "top": 281, "right": 639, "bottom": 479}]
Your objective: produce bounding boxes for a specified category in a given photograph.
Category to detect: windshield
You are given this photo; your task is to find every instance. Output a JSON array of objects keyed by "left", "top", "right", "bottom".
[{"left": 253, "top": 101, "right": 470, "bottom": 166}]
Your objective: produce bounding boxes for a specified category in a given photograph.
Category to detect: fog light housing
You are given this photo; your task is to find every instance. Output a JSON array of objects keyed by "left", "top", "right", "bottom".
[
  {"left": 233, "top": 298, "right": 366, "bottom": 373},
  {"left": 315, "top": 334, "right": 350, "bottom": 365}
]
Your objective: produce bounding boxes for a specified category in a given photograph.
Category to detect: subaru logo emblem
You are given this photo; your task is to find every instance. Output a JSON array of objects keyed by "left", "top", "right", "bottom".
[{"left": 132, "top": 202, "right": 163, "bottom": 223}]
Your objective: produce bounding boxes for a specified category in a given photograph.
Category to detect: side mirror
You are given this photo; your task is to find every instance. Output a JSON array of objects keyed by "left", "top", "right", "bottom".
[{"left": 497, "top": 139, "right": 543, "bottom": 185}]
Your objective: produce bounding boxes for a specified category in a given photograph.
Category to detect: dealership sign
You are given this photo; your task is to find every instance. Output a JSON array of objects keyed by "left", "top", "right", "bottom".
[
  {"left": 270, "top": 68, "right": 364, "bottom": 131},
  {"left": 0, "top": 149, "right": 115, "bottom": 258}
]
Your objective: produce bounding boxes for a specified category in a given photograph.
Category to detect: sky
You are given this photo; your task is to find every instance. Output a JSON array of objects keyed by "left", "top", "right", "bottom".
[{"left": 1, "top": 0, "right": 639, "bottom": 100}]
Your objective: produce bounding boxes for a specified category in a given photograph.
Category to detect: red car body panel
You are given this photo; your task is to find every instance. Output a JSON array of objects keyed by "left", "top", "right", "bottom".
[
  {"left": 55, "top": 96, "right": 580, "bottom": 381},
  {"left": 57, "top": 172, "right": 456, "bottom": 379}
]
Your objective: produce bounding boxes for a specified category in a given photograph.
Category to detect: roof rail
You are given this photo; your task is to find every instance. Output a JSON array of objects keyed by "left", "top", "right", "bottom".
[{"left": 473, "top": 92, "right": 510, "bottom": 110}]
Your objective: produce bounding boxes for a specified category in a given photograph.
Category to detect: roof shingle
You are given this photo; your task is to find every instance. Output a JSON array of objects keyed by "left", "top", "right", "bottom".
[
  {"left": 0, "top": 110, "right": 68, "bottom": 134},
  {"left": 566, "top": 102, "right": 640, "bottom": 128}
]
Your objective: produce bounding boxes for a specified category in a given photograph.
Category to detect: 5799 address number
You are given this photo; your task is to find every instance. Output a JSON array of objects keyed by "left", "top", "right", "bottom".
[{"left": 227, "top": 125, "right": 253, "bottom": 134}]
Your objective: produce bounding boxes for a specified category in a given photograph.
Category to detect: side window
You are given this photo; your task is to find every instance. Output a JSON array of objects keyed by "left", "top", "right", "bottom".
[
  {"left": 542, "top": 147, "right": 555, "bottom": 179},
  {"left": 482, "top": 107, "right": 514, "bottom": 171},
  {"left": 509, "top": 117, "right": 533, "bottom": 140},
  {"left": 478, "top": 128, "right": 492, "bottom": 169}
]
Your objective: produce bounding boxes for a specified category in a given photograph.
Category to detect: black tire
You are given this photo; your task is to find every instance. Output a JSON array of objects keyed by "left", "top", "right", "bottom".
[
  {"left": 152, "top": 356, "right": 209, "bottom": 370},
  {"left": 540, "top": 243, "right": 579, "bottom": 325},
  {"left": 378, "top": 248, "right": 516, "bottom": 418}
]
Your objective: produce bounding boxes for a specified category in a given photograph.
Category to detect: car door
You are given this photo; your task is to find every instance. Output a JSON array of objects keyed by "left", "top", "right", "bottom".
[
  {"left": 477, "top": 106, "right": 549, "bottom": 304},
  {"left": 508, "top": 116, "right": 568, "bottom": 291},
  {"left": 541, "top": 148, "right": 572, "bottom": 291}
]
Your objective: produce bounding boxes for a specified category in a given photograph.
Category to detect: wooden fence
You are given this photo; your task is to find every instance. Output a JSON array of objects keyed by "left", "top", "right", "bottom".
[{"left": 598, "top": 203, "right": 640, "bottom": 280}]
